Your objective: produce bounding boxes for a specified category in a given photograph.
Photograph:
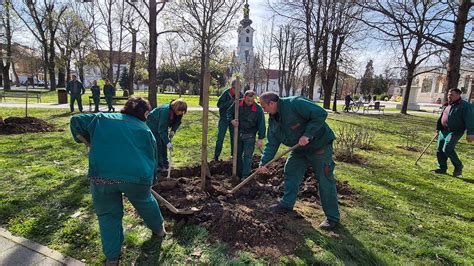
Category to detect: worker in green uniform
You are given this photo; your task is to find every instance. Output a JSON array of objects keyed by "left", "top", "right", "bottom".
[
  {"left": 91, "top": 80, "right": 101, "bottom": 112},
  {"left": 256, "top": 92, "right": 340, "bottom": 230},
  {"left": 103, "top": 79, "right": 116, "bottom": 112},
  {"left": 432, "top": 88, "right": 474, "bottom": 177},
  {"left": 66, "top": 74, "right": 85, "bottom": 112},
  {"left": 214, "top": 80, "right": 243, "bottom": 161},
  {"left": 227, "top": 90, "right": 266, "bottom": 179},
  {"left": 146, "top": 99, "right": 187, "bottom": 171},
  {"left": 70, "top": 97, "right": 166, "bottom": 265}
]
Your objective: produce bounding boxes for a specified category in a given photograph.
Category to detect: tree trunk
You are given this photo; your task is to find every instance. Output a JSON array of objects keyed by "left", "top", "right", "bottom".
[
  {"left": 11, "top": 61, "right": 20, "bottom": 86},
  {"left": 148, "top": 0, "right": 158, "bottom": 108},
  {"left": 128, "top": 31, "right": 137, "bottom": 95},
  {"left": 1, "top": 62, "right": 10, "bottom": 91},
  {"left": 57, "top": 68, "right": 66, "bottom": 88},
  {"left": 199, "top": 39, "right": 205, "bottom": 106},
  {"left": 308, "top": 67, "right": 317, "bottom": 99},
  {"left": 200, "top": 49, "right": 210, "bottom": 190},
  {"left": 445, "top": 0, "right": 472, "bottom": 100},
  {"left": 48, "top": 40, "right": 56, "bottom": 90},
  {"left": 400, "top": 67, "right": 415, "bottom": 115}
]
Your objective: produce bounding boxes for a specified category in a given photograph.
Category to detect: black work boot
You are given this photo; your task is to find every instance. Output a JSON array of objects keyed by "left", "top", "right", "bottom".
[
  {"left": 105, "top": 258, "right": 119, "bottom": 266},
  {"left": 152, "top": 223, "right": 167, "bottom": 239},
  {"left": 453, "top": 168, "right": 463, "bottom": 177},
  {"left": 269, "top": 203, "right": 291, "bottom": 214},
  {"left": 431, "top": 169, "right": 447, "bottom": 174},
  {"left": 319, "top": 219, "right": 339, "bottom": 230}
]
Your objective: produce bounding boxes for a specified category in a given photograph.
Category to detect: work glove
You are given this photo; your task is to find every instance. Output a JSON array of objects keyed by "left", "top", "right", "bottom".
[{"left": 167, "top": 142, "right": 173, "bottom": 151}]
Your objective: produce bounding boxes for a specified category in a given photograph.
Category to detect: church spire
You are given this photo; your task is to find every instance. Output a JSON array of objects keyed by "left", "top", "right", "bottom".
[{"left": 240, "top": 0, "right": 252, "bottom": 28}]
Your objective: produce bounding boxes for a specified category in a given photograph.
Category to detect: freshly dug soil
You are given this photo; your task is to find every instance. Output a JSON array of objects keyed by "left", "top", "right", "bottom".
[
  {"left": 154, "top": 156, "right": 356, "bottom": 258},
  {"left": 396, "top": 145, "right": 422, "bottom": 153},
  {"left": 0, "top": 116, "right": 57, "bottom": 134}
]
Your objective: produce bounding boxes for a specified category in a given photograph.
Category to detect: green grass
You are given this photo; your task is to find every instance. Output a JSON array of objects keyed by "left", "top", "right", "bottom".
[
  {"left": 0, "top": 107, "right": 473, "bottom": 264},
  {"left": 0, "top": 90, "right": 218, "bottom": 108}
]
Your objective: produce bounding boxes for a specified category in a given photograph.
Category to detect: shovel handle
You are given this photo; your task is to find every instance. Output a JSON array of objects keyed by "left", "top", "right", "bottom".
[
  {"left": 415, "top": 132, "right": 438, "bottom": 165},
  {"left": 229, "top": 143, "right": 300, "bottom": 194},
  {"left": 151, "top": 189, "right": 179, "bottom": 214},
  {"left": 76, "top": 134, "right": 91, "bottom": 148}
]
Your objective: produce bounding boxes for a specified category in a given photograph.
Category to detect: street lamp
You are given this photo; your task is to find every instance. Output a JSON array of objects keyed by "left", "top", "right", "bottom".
[{"left": 332, "top": 59, "right": 343, "bottom": 113}]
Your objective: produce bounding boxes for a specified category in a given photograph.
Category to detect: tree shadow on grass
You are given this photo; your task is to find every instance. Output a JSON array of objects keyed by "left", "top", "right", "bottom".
[
  {"left": 134, "top": 236, "right": 164, "bottom": 264},
  {"left": 287, "top": 216, "right": 386, "bottom": 265}
]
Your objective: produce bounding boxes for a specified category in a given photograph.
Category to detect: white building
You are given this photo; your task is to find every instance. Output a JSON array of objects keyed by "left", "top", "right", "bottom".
[
  {"left": 412, "top": 66, "right": 473, "bottom": 103},
  {"left": 234, "top": 0, "right": 254, "bottom": 75}
]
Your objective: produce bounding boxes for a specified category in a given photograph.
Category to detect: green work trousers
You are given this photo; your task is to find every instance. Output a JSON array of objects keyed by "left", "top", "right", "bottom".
[
  {"left": 91, "top": 182, "right": 164, "bottom": 260},
  {"left": 281, "top": 143, "right": 340, "bottom": 222},
  {"left": 214, "top": 117, "right": 234, "bottom": 159},
  {"left": 92, "top": 95, "right": 100, "bottom": 112},
  {"left": 105, "top": 95, "right": 113, "bottom": 111},
  {"left": 70, "top": 94, "right": 83, "bottom": 112},
  {"left": 151, "top": 130, "right": 169, "bottom": 169},
  {"left": 237, "top": 136, "right": 256, "bottom": 179},
  {"left": 437, "top": 130, "right": 463, "bottom": 171}
]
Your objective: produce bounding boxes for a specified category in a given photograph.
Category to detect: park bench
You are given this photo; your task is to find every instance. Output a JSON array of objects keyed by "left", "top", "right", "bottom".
[
  {"left": 362, "top": 101, "right": 385, "bottom": 114},
  {"left": 89, "top": 96, "right": 129, "bottom": 111},
  {"left": 0, "top": 91, "right": 44, "bottom": 103}
]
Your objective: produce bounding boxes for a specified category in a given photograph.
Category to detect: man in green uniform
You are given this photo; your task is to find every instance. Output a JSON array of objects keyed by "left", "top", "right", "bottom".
[
  {"left": 104, "top": 79, "right": 116, "bottom": 112},
  {"left": 432, "top": 88, "right": 473, "bottom": 177},
  {"left": 256, "top": 92, "right": 340, "bottom": 230},
  {"left": 146, "top": 99, "right": 187, "bottom": 171},
  {"left": 90, "top": 80, "right": 101, "bottom": 112},
  {"left": 70, "top": 97, "right": 165, "bottom": 264},
  {"left": 227, "top": 90, "right": 266, "bottom": 179},
  {"left": 214, "top": 80, "right": 242, "bottom": 161},
  {"left": 66, "top": 74, "right": 85, "bottom": 112}
]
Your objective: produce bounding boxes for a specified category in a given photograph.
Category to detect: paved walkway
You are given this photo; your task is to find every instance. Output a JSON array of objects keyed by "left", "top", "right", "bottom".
[{"left": 0, "top": 227, "right": 84, "bottom": 266}]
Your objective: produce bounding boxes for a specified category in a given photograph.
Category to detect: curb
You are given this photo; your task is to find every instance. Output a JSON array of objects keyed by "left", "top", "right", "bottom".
[{"left": 0, "top": 227, "right": 85, "bottom": 265}]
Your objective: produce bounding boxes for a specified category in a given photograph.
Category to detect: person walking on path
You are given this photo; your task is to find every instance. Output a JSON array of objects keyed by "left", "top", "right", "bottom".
[
  {"left": 214, "top": 80, "right": 242, "bottom": 161},
  {"left": 432, "top": 88, "right": 473, "bottom": 177},
  {"left": 66, "top": 74, "right": 85, "bottom": 112},
  {"left": 103, "top": 79, "right": 116, "bottom": 112},
  {"left": 227, "top": 90, "right": 266, "bottom": 179},
  {"left": 70, "top": 97, "right": 166, "bottom": 265},
  {"left": 344, "top": 93, "right": 353, "bottom": 112},
  {"left": 146, "top": 99, "right": 187, "bottom": 172},
  {"left": 256, "top": 92, "right": 340, "bottom": 230},
  {"left": 90, "top": 80, "right": 101, "bottom": 112}
]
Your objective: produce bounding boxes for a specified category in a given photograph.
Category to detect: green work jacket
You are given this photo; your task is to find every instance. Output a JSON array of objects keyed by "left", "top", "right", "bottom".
[
  {"left": 146, "top": 103, "right": 182, "bottom": 144},
  {"left": 70, "top": 113, "right": 157, "bottom": 185},
  {"left": 103, "top": 84, "right": 115, "bottom": 97},
  {"left": 227, "top": 100, "right": 266, "bottom": 139},
  {"left": 437, "top": 99, "right": 474, "bottom": 135},
  {"left": 91, "top": 85, "right": 100, "bottom": 97},
  {"left": 260, "top": 96, "right": 335, "bottom": 165},
  {"left": 66, "top": 80, "right": 85, "bottom": 95},
  {"left": 217, "top": 87, "right": 242, "bottom": 116}
]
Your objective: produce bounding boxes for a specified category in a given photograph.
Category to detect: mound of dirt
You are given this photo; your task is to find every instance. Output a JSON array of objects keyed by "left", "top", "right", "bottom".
[
  {"left": 154, "top": 156, "right": 356, "bottom": 258},
  {"left": 0, "top": 116, "right": 57, "bottom": 134}
]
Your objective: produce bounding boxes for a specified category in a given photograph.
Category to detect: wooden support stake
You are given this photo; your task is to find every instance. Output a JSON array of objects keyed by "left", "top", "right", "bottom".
[{"left": 232, "top": 78, "right": 241, "bottom": 177}]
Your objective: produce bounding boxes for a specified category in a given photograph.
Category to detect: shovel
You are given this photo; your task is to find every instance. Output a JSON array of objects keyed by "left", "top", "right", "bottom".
[
  {"left": 228, "top": 143, "right": 300, "bottom": 194},
  {"left": 415, "top": 132, "right": 438, "bottom": 165},
  {"left": 157, "top": 134, "right": 179, "bottom": 190},
  {"left": 151, "top": 189, "right": 200, "bottom": 215}
]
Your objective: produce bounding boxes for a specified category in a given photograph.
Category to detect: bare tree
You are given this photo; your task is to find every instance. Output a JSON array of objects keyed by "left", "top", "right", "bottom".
[
  {"left": 358, "top": 0, "right": 447, "bottom": 114},
  {"left": 0, "top": 0, "right": 14, "bottom": 91},
  {"left": 13, "top": 0, "right": 67, "bottom": 90},
  {"left": 56, "top": 5, "right": 92, "bottom": 87},
  {"left": 173, "top": 0, "right": 242, "bottom": 188}
]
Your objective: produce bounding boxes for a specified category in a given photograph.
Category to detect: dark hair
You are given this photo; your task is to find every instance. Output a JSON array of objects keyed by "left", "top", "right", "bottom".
[
  {"left": 244, "top": 90, "right": 255, "bottom": 97},
  {"left": 121, "top": 97, "right": 152, "bottom": 121},
  {"left": 449, "top": 88, "right": 462, "bottom": 95},
  {"left": 260, "top": 92, "right": 280, "bottom": 104}
]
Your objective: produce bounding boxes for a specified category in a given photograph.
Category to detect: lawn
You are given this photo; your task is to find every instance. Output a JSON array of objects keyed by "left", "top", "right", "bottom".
[
  {"left": 0, "top": 107, "right": 473, "bottom": 264},
  {"left": 0, "top": 90, "right": 219, "bottom": 108}
]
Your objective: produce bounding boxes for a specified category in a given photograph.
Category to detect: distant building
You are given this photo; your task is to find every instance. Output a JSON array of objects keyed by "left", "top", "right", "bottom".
[
  {"left": 412, "top": 66, "right": 473, "bottom": 103},
  {"left": 0, "top": 43, "right": 44, "bottom": 87},
  {"left": 82, "top": 49, "right": 145, "bottom": 87}
]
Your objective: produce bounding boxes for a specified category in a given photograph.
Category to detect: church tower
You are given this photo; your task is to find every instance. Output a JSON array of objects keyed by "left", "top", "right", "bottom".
[{"left": 235, "top": 0, "right": 254, "bottom": 74}]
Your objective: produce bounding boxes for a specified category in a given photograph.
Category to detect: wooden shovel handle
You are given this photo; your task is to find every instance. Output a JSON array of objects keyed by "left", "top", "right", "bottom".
[{"left": 229, "top": 143, "right": 300, "bottom": 194}]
